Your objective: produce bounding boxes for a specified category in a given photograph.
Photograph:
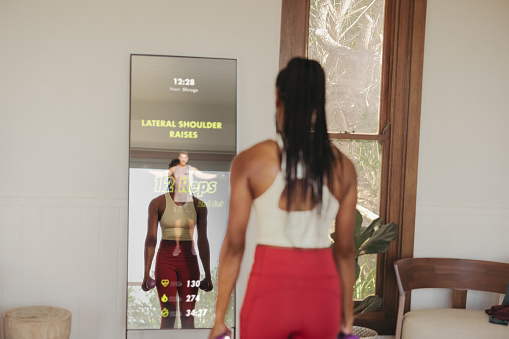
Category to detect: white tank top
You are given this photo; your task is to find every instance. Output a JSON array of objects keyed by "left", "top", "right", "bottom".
[{"left": 253, "top": 139, "right": 340, "bottom": 248}]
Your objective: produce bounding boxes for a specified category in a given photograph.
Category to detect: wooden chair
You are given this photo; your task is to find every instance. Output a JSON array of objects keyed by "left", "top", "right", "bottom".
[{"left": 394, "top": 257, "right": 509, "bottom": 339}]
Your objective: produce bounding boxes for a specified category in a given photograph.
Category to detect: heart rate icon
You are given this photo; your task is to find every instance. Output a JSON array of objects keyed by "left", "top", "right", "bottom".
[
  {"left": 161, "top": 279, "right": 170, "bottom": 287},
  {"left": 161, "top": 308, "right": 169, "bottom": 317}
]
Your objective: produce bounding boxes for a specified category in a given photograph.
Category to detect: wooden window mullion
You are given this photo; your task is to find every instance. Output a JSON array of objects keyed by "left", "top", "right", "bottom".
[{"left": 328, "top": 133, "right": 387, "bottom": 142}]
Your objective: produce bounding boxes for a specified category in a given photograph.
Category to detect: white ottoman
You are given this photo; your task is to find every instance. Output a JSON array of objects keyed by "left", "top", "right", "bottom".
[{"left": 3, "top": 306, "right": 71, "bottom": 339}]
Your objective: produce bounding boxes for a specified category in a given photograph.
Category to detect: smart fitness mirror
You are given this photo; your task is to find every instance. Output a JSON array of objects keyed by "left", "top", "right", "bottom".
[{"left": 127, "top": 54, "right": 236, "bottom": 338}]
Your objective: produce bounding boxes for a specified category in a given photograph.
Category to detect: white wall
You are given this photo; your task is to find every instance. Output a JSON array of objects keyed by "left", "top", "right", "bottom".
[
  {"left": 5, "top": 0, "right": 507, "bottom": 336},
  {"left": 0, "top": 1, "right": 281, "bottom": 338},
  {"left": 414, "top": 0, "right": 509, "bottom": 310}
]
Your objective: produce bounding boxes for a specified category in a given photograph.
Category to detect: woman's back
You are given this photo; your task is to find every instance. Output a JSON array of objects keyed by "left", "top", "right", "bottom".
[
  {"left": 250, "top": 139, "right": 341, "bottom": 248},
  {"left": 209, "top": 58, "right": 358, "bottom": 339},
  {"left": 245, "top": 140, "right": 346, "bottom": 199}
]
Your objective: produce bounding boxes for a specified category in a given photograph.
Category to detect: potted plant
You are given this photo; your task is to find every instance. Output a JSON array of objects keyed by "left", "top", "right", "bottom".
[{"left": 331, "top": 209, "right": 399, "bottom": 338}]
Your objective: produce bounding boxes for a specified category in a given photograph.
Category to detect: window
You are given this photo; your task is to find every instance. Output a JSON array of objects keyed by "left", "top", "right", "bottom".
[
  {"left": 279, "top": 0, "right": 427, "bottom": 334},
  {"left": 309, "top": 0, "right": 386, "bottom": 300}
]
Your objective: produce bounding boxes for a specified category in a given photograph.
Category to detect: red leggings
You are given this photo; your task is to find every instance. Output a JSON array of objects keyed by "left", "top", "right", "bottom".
[
  {"left": 241, "top": 245, "right": 341, "bottom": 339},
  {"left": 155, "top": 240, "right": 200, "bottom": 329}
]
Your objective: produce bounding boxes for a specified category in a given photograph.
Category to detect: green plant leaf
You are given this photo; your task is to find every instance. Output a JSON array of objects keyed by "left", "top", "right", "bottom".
[
  {"left": 359, "top": 222, "right": 398, "bottom": 255},
  {"left": 353, "top": 210, "right": 363, "bottom": 240},
  {"left": 355, "top": 258, "right": 360, "bottom": 282},
  {"left": 355, "top": 217, "right": 384, "bottom": 250},
  {"left": 354, "top": 295, "right": 383, "bottom": 318}
]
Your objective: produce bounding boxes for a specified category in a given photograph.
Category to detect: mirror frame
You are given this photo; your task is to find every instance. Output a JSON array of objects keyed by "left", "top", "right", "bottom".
[{"left": 126, "top": 54, "right": 237, "bottom": 338}]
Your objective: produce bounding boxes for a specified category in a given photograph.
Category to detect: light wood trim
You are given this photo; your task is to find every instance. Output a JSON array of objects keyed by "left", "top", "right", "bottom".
[
  {"left": 354, "top": 0, "right": 427, "bottom": 333},
  {"left": 279, "top": 0, "right": 310, "bottom": 70},
  {"left": 328, "top": 133, "right": 387, "bottom": 141},
  {"left": 401, "top": 0, "right": 427, "bottom": 260}
]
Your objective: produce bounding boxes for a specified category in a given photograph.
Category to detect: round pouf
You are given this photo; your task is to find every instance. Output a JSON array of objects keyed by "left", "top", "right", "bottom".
[
  {"left": 3, "top": 306, "right": 71, "bottom": 339},
  {"left": 353, "top": 325, "right": 378, "bottom": 339}
]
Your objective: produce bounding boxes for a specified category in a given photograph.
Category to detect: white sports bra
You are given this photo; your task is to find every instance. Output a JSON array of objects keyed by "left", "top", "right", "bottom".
[{"left": 253, "top": 138, "right": 340, "bottom": 248}]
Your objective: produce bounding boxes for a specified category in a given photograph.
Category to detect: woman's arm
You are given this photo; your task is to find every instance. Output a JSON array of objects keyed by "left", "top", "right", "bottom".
[
  {"left": 141, "top": 196, "right": 160, "bottom": 291},
  {"left": 334, "top": 158, "right": 358, "bottom": 334},
  {"left": 195, "top": 198, "right": 213, "bottom": 291},
  {"left": 209, "top": 153, "right": 253, "bottom": 338}
]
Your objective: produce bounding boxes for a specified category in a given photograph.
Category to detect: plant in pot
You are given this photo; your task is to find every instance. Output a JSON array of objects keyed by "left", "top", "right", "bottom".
[{"left": 331, "top": 209, "right": 399, "bottom": 338}]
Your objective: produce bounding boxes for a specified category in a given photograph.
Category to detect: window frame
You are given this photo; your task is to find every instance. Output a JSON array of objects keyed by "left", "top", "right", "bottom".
[{"left": 279, "top": 0, "right": 427, "bottom": 334}]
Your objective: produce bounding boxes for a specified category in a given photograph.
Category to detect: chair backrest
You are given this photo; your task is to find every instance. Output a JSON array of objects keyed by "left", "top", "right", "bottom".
[
  {"left": 393, "top": 257, "right": 509, "bottom": 339},
  {"left": 395, "top": 257, "right": 509, "bottom": 296}
]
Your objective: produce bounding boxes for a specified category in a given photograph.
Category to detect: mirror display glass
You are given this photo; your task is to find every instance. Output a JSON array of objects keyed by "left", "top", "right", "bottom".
[{"left": 128, "top": 55, "right": 236, "bottom": 331}]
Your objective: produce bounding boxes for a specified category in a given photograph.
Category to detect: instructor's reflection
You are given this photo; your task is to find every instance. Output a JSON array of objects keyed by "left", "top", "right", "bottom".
[
  {"left": 168, "top": 152, "right": 217, "bottom": 256},
  {"left": 142, "top": 158, "right": 213, "bottom": 329}
]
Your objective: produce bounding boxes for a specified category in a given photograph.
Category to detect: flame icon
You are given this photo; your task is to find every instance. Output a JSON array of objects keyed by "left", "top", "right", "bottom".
[{"left": 161, "top": 294, "right": 168, "bottom": 302}]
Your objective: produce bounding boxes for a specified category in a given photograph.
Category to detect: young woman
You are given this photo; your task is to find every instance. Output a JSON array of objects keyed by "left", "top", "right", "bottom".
[
  {"left": 209, "top": 58, "right": 358, "bottom": 338},
  {"left": 142, "top": 159, "right": 214, "bottom": 329}
]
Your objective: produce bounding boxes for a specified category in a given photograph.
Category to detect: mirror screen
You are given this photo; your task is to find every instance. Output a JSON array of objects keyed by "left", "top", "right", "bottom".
[{"left": 128, "top": 54, "right": 236, "bottom": 331}]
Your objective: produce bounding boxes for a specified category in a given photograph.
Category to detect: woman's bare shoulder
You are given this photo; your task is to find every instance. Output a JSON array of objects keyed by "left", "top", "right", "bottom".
[
  {"left": 331, "top": 143, "right": 355, "bottom": 170},
  {"left": 341, "top": 155, "right": 357, "bottom": 183},
  {"left": 242, "top": 139, "right": 278, "bottom": 156},
  {"left": 329, "top": 144, "right": 357, "bottom": 197},
  {"left": 149, "top": 194, "right": 166, "bottom": 210},
  {"left": 232, "top": 139, "right": 279, "bottom": 171}
]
